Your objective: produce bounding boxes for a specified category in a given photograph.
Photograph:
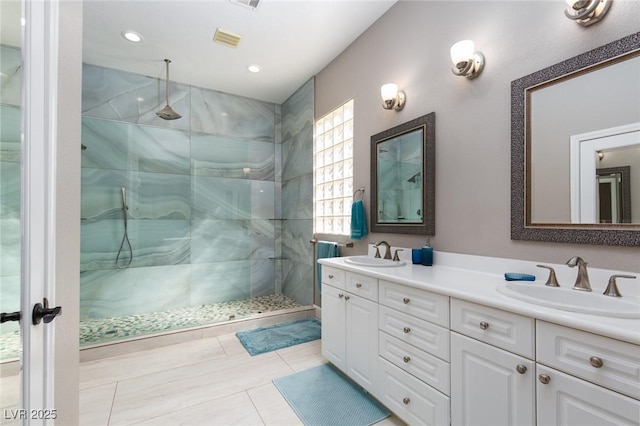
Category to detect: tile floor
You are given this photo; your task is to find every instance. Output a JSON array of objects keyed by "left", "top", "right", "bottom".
[{"left": 79, "top": 331, "right": 406, "bottom": 426}]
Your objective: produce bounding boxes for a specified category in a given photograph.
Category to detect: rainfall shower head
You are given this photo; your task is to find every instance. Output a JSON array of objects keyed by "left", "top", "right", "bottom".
[{"left": 156, "top": 59, "right": 182, "bottom": 121}]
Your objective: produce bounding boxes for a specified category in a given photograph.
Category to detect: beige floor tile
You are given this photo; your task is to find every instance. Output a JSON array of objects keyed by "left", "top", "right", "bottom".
[
  {"left": 275, "top": 340, "right": 326, "bottom": 372},
  {"left": 132, "top": 391, "right": 264, "bottom": 426},
  {"left": 79, "top": 382, "right": 117, "bottom": 426},
  {"left": 0, "top": 374, "right": 20, "bottom": 426},
  {"left": 80, "top": 336, "right": 226, "bottom": 389},
  {"left": 217, "top": 333, "right": 251, "bottom": 358},
  {"left": 373, "top": 414, "right": 407, "bottom": 425},
  {"left": 247, "top": 383, "right": 303, "bottom": 426},
  {"left": 109, "top": 351, "right": 293, "bottom": 425}
]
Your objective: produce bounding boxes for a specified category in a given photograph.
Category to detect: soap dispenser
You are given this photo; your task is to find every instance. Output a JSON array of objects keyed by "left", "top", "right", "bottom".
[{"left": 421, "top": 238, "right": 433, "bottom": 266}]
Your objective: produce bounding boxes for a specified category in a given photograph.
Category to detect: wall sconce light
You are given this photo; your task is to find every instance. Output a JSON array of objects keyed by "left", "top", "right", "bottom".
[
  {"left": 564, "top": 0, "right": 611, "bottom": 26},
  {"left": 380, "top": 83, "right": 406, "bottom": 111},
  {"left": 450, "top": 40, "right": 485, "bottom": 79}
]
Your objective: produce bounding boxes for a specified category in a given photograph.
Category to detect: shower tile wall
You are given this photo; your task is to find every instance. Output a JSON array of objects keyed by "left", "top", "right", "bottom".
[
  {"left": 0, "top": 45, "right": 21, "bottom": 336},
  {"left": 80, "top": 64, "right": 288, "bottom": 320},
  {"left": 280, "top": 79, "right": 314, "bottom": 305}
]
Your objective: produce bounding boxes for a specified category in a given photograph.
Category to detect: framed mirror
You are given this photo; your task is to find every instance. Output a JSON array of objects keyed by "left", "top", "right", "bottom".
[
  {"left": 371, "top": 112, "right": 435, "bottom": 235},
  {"left": 511, "top": 32, "right": 640, "bottom": 246}
]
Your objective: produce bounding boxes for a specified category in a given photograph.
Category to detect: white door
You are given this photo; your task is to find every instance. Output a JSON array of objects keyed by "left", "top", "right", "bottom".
[
  {"left": 451, "top": 333, "right": 535, "bottom": 426},
  {"left": 320, "top": 284, "right": 347, "bottom": 370},
  {"left": 537, "top": 364, "right": 640, "bottom": 426},
  {"left": 1, "top": 1, "right": 80, "bottom": 424},
  {"left": 345, "top": 293, "right": 378, "bottom": 391},
  {"left": 569, "top": 123, "right": 640, "bottom": 223}
]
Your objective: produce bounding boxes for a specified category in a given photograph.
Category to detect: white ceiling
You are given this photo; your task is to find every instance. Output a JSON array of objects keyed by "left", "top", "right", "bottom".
[
  {"left": 1, "top": 0, "right": 396, "bottom": 104},
  {"left": 81, "top": 0, "right": 397, "bottom": 104}
]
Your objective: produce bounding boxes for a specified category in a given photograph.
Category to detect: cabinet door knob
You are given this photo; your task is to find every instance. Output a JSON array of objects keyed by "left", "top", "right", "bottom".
[
  {"left": 328, "top": 274, "right": 334, "bottom": 279},
  {"left": 538, "top": 374, "right": 551, "bottom": 384},
  {"left": 338, "top": 294, "right": 344, "bottom": 299},
  {"left": 479, "top": 321, "right": 490, "bottom": 330},
  {"left": 589, "top": 356, "right": 604, "bottom": 368},
  {"left": 516, "top": 364, "right": 527, "bottom": 374},
  {"left": 402, "top": 397, "right": 411, "bottom": 405},
  {"left": 356, "top": 283, "right": 362, "bottom": 288},
  {"left": 403, "top": 327, "right": 411, "bottom": 334},
  {"left": 403, "top": 297, "right": 410, "bottom": 304},
  {"left": 344, "top": 295, "right": 350, "bottom": 301},
  {"left": 403, "top": 356, "right": 411, "bottom": 363}
]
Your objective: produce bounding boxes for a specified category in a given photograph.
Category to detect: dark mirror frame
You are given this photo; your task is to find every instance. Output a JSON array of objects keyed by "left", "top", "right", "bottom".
[
  {"left": 511, "top": 32, "right": 640, "bottom": 246},
  {"left": 371, "top": 112, "right": 435, "bottom": 235}
]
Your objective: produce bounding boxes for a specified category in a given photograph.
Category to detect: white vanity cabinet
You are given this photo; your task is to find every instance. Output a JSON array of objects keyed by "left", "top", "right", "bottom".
[
  {"left": 450, "top": 300, "right": 536, "bottom": 426},
  {"left": 321, "top": 267, "right": 379, "bottom": 392},
  {"left": 319, "top": 260, "right": 640, "bottom": 426}
]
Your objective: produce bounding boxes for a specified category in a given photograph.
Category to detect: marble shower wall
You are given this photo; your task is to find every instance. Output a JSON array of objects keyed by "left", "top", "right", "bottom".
[
  {"left": 80, "top": 64, "right": 282, "bottom": 320},
  {"left": 280, "top": 79, "right": 314, "bottom": 306},
  {"left": 0, "top": 45, "right": 21, "bottom": 334}
]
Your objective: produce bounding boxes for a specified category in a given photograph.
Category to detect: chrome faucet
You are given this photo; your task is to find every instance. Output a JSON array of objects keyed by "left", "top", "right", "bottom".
[
  {"left": 566, "top": 256, "right": 591, "bottom": 292},
  {"left": 374, "top": 241, "right": 392, "bottom": 259}
]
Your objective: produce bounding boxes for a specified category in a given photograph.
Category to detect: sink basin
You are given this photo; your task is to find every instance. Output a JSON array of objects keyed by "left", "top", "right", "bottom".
[
  {"left": 343, "top": 256, "right": 406, "bottom": 267},
  {"left": 498, "top": 281, "right": 640, "bottom": 319}
]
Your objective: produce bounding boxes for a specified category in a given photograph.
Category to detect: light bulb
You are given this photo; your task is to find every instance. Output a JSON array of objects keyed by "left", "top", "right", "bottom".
[{"left": 380, "top": 83, "right": 398, "bottom": 102}]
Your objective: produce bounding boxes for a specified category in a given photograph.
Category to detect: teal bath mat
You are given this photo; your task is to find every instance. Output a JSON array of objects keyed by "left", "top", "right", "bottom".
[
  {"left": 273, "top": 363, "right": 390, "bottom": 426},
  {"left": 236, "top": 318, "right": 321, "bottom": 356}
]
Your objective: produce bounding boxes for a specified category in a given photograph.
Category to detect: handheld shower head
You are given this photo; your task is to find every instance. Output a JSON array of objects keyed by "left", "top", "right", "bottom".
[{"left": 156, "top": 59, "right": 182, "bottom": 121}]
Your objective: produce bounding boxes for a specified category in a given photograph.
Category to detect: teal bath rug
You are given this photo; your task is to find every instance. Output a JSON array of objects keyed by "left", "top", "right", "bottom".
[
  {"left": 273, "top": 363, "right": 390, "bottom": 426},
  {"left": 236, "top": 318, "right": 321, "bottom": 356}
]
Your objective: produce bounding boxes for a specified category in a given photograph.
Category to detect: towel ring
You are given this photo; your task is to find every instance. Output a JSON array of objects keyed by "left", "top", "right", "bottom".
[{"left": 354, "top": 187, "right": 365, "bottom": 201}]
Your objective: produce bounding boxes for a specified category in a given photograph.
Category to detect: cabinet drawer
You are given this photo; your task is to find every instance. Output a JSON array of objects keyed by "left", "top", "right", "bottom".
[
  {"left": 451, "top": 299, "right": 534, "bottom": 359},
  {"left": 379, "top": 305, "right": 450, "bottom": 361},
  {"left": 379, "top": 331, "right": 450, "bottom": 395},
  {"left": 537, "top": 364, "right": 640, "bottom": 426},
  {"left": 537, "top": 321, "right": 640, "bottom": 399},
  {"left": 346, "top": 272, "right": 378, "bottom": 302},
  {"left": 378, "top": 358, "right": 450, "bottom": 426},
  {"left": 321, "top": 266, "right": 345, "bottom": 290},
  {"left": 379, "top": 280, "right": 449, "bottom": 328}
]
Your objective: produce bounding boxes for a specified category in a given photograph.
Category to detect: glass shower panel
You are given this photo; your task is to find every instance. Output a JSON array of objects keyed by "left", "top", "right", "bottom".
[{"left": 0, "top": 46, "right": 22, "bottom": 363}]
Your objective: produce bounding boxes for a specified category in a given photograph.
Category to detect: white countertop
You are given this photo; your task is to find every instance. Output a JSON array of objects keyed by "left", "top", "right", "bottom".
[{"left": 319, "top": 254, "right": 640, "bottom": 345}]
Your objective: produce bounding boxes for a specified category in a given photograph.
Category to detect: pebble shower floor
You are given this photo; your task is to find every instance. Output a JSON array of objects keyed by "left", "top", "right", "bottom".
[{"left": 0, "top": 294, "right": 301, "bottom": 360}]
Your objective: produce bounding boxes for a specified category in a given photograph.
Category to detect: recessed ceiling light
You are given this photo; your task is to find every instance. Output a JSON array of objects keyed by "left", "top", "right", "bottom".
[
  {"left": 122, "top": 31, "right": 143, "bottom": 43},
  {"left": 247, "top": 64, "right": 261, "bottom": 73}
]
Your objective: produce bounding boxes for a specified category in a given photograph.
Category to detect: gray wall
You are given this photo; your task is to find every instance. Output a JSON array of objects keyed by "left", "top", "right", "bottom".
[{"left": 315, "top": 1, "right": 640, "bottom": 272}]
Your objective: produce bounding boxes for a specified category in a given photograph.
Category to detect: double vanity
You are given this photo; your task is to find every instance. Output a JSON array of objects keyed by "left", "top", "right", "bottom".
[{"left": 319, "top": 250, "right": 640, "bottom": 426}]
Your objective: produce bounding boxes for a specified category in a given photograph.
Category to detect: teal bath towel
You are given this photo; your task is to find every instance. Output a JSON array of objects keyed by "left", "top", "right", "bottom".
[
  {"left": 316, "top": 241, "right": 339, "bottom": 297},
  {"left": 350, "top": 199, "right": 368, "bottom": 240}
]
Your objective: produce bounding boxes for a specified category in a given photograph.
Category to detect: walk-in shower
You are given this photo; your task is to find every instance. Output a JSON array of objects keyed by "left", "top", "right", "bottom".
[{"left": 76, "top": 63, "right": 315, "bottom": 348}]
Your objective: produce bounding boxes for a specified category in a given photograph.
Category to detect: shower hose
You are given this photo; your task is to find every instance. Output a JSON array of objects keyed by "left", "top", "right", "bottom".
[{"left": 115, "top": 186, "right": 133, "bottom": 268}]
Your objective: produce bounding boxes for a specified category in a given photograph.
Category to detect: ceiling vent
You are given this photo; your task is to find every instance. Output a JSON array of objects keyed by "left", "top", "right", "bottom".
[
  {"left": 213, "top": 28, "right": 242, "bottom": 48},
  {"left": 228, "top": 0, "right": 260, "bottom": 10}
]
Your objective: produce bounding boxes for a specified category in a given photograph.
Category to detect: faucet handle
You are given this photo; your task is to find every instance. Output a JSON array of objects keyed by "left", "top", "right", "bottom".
[
  {"left": 603, "top": 274, "right": 636, "bottom": 297},
  {"left": 393, "top": 249, "right": 404, "bottom": 262},
  {"left": 374, "top": 246, "right": 381, "bottom": 258},
  {"left": 536, "top": 265, "right": 560, "bottom": 287}
]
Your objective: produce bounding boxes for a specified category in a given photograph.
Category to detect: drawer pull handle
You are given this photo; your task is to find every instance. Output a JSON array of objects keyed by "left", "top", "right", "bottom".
[
  {"left": 403, "top": 356, "right": 411, "bottom": 363},
  {"left": 402, "top": 397, "right": 411, "bottom": 405},
  {"left": 538, "top": 374, "right": 551, "bottom": 385},
  {"left": 479, "top": 321, "right": 490, "bottom": 330},
  {"left": 403, "top": 297, "right": 410, "bottom": 304},
  {"left": 344, "top": 295, "right": 350, "bottom": 301},
  {"left": 338, "top": 294, "right": 344, "bottom": 299},
  {"left": 516, "top": 364, "right": 527, "bottom": 374},
  {"left": 589, "top": 356, "right": 604, "bottom": 368},
  {"left": 356, "top": 283, "right": 362, "bottom": 288},
  {"left": 403, "top": 327, "right": 411, "bottom": 334},
  {"left": 328, "top": 274, "right": 334, "bottom": 279}
]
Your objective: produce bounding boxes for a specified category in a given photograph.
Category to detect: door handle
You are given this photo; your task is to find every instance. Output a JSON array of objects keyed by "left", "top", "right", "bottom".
[
  {"left": 1, "top": 311, "right": 21, "bottom": 323},
  {"left": 32, "top": 298, "right": 62, "bottom": 325}
]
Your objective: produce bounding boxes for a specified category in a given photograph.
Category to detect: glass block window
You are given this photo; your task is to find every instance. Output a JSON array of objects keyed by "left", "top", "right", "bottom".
[{"left": 314, "top": 99, "right": 354, "bottom": 235}]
